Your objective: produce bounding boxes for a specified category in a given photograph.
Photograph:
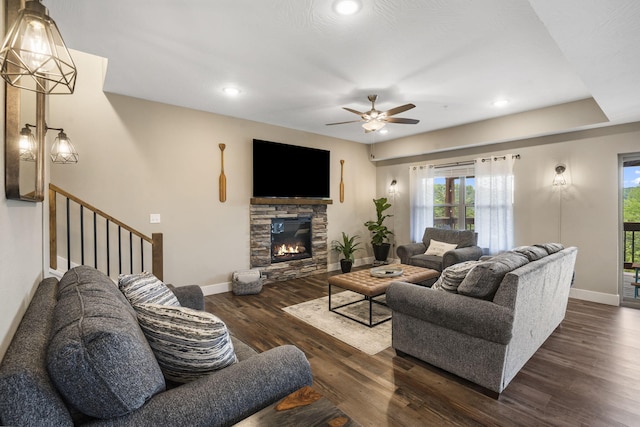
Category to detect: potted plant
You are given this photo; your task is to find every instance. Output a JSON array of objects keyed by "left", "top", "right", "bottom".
[
  {"left": 364, "top": 197, "right": 393, "bottom": 262},
  {"left": 331, "top": 232, "right": 362, "bottom": 273}
]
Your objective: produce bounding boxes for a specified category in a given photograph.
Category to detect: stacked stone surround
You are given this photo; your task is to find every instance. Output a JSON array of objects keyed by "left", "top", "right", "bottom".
[{"left": 250, "top": 203, "right": 328, "bottom": 283}]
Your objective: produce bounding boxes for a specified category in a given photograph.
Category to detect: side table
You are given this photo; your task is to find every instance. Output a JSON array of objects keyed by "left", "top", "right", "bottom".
[{"left": 234, "top": 386, "right": 360, "bottom": 427}]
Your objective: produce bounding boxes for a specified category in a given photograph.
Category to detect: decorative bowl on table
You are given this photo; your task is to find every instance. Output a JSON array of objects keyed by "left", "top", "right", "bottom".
[{"left": 370, "top": 265, "right": 403, "bottom": 278}]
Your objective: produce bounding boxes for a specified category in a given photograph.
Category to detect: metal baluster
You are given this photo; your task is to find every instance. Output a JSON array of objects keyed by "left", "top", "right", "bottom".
[
  {"left": 106, "top": 220, "right": 110, "bottom": 276},
  {"left": 118, "top": 226, "right": 122, "bottom": 274},
  {"left": 66, "top": 198, "right": 71, "bottom": 271},
  {"left": 93, "top": 212, "right": 97, "bottom": 268},
  {"left": 129, "top": 232, "right": 133, "bottom": 273},
  {"left": 80, "top": 205, "right": 85, "bottom": 265}
]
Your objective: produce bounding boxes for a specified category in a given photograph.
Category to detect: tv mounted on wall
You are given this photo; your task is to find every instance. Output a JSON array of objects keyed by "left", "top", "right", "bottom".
[{"left": 252, "top": 139, "right": 330, "bottom": 199}]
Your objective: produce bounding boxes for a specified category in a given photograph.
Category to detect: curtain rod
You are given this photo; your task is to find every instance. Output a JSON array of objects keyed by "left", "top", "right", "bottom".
[{"left": 434, "top": 154, "right": 520, "bottom": 169}]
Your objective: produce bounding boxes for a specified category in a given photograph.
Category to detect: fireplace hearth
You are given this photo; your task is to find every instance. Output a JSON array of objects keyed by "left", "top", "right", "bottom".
[{"left": 271, "top": 218, "right": 312, "bottom": 263}]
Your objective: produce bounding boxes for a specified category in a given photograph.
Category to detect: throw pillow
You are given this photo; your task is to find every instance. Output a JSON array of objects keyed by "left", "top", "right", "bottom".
[
  {"left": 425, "top": 240, "right": 458, "bottom": 257},
  {"left": 118, "top": 272, "right": 181, "bottom": 307},
  {"left": 513, "top": 245, "right": 548, "bottom": 261},
  {"left": 135, "top": 303, "right": 238, "bottom": 383},
  {"left": 47, "top": 266, "right": 165, "bottom": 419},
  {"left": 535, "top": 242, "right": 564, "bottom": 255},
  {"left": 457, "top": 251, "right": 529, "bottom": 300},
  {"left": 439, "top": 260, "right": 483, "bottom": 292}
]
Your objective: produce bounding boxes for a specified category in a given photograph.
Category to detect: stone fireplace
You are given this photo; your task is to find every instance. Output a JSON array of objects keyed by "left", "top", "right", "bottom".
[{"left": 250, "top": 199, "right": 330, "bottom": 283}]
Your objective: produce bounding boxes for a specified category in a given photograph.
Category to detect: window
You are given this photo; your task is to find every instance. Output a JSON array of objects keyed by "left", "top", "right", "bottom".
[
  {"left": 433, "top": 176, "right": 475, "bottom": 230},
  {"left": 410, "top": 155, "right": 516, "bottom": 252},
  {"left": 410, "top": 163, "right": 475, "bottom": 242}
]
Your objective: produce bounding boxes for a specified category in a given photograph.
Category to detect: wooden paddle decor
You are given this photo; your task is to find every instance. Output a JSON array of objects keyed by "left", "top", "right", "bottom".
[
  {"left": 339, "top": 160, "right": 345, "bottom": 203},
  {"left": 219, "top": 143, "right": 226, "bottom": 202}
]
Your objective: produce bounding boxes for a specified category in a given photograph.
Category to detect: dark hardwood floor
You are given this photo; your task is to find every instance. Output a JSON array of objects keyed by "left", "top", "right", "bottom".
[{"left": 205, "top": 270, "right": 640, "bottom": 427}]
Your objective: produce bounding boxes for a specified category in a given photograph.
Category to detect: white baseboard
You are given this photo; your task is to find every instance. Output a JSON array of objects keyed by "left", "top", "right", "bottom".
[
  {"left": 569, "top": 288, "right": 619, "bottom": 306},
  {"left": 201, "top": 282, "right": 232, "bottom": 296}
]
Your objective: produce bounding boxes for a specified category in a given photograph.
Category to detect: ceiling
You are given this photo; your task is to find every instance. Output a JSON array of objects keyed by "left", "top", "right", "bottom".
[{"left": 44, "top": 0, "right": 640, "bottom": 144}]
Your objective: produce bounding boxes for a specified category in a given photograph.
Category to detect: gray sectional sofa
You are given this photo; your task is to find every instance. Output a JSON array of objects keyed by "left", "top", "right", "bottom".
[
  {"left": 387, "top": 244, "right": 577, "bottom": 395},
  {"left": 0, "top": 266, "right": 312, "bottom": 426}
]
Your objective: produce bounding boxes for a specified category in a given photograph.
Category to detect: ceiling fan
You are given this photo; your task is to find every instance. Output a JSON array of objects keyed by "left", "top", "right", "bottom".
[{"left": 326, "top": 94, "right": 419, "bottom": 133}]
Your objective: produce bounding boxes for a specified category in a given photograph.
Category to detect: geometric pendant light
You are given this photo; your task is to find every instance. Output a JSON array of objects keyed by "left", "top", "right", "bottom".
[
  {"left": 50, "top": 129, "right": 78, "bottom": 163},
  {"left": 0, "top": 0, "right": 76, "bottom": 94}
]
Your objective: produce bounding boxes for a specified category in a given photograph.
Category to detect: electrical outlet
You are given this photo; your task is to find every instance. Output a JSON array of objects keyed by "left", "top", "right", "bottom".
[{"left": 150, "top": 214, "right": 161, "bottom": 224}]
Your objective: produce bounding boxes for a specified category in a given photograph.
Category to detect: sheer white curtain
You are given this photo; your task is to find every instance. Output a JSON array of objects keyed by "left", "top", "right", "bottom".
[
  {"left": 409, "top": 164, "right": 434, "bottom": 242},
  {"left": 475, "top": 155, "right": 515, "bottom": 254}
]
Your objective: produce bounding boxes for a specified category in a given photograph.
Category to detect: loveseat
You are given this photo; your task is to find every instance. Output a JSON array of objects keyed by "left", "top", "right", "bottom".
[
  {"left": 0, "top": 266, "right": 312, "bottom": 426},
  {"left": 386, "top": 244, "right": 577, "bottom": 395},
  {"left": 396, "top": 227, "right": 483, "bottom": 273}
]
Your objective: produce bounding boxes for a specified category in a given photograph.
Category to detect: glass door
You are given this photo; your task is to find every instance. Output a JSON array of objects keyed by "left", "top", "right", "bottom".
[{"left": 621, "top": 156, "right": 640, "bottom": 308}]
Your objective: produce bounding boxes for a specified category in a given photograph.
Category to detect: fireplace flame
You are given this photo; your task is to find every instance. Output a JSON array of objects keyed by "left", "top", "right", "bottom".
[{"left": 275, "top": 244, "right": 301, "bottom": 256}]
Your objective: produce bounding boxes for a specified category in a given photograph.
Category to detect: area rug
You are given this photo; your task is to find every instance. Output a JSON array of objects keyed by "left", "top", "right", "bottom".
[{"left": 282, "top": 291, "right": 391, "bottom": 355}]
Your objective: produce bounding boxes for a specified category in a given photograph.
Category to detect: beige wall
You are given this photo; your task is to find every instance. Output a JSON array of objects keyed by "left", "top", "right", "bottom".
[
  {"left": 4, "top": 42, "right": 636, "bottom": 358},
  {"left": 0, "top": 5, "right": 45, "bottom": 358},
  {"left": 376, "top": 122, "right": 640, "bottom": 305},
  {"left": 49, "top": 51, "right": 377, "bottom": 289}
]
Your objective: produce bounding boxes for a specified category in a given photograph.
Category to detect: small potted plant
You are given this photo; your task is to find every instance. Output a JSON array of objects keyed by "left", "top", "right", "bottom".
[
  {"left": 331, "top": 232, "right": 362, "bottom": 273},
  {"left": 364, "top": 197, "right": 393, "bottom": 262}
]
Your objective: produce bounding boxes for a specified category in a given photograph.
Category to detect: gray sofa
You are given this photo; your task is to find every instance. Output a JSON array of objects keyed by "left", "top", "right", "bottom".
[
  {"left": 387, "top": 244, "right": 577, "bottom": 395},
  {"left": 396, "top": 227, "right": 483, "bottom": 273},
  {"left": 0, "top": 266, "right": 312, "bottom": 426}
]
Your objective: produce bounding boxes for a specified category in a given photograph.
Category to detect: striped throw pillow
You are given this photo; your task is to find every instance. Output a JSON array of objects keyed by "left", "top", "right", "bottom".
[
  {"left": 432, "top": 260, "right": 482, "bottom": 293},
  {"left": 118, "top": 272, "right": 180, "bottom": 307},
  {"left": 135, "top": 303, "right": 237, "bottom": 383}
]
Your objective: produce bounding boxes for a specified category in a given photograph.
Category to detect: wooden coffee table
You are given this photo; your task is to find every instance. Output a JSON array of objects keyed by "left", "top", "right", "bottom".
[{"left": 327, "top": 264, "right": 439, "bottom": 327}]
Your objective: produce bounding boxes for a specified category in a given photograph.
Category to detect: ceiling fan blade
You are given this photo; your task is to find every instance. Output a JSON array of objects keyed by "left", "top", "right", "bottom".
[
  {"left": 384, "top": 117, "right": 420, "bottom": 124},
  {"left": 384, "top": 103, "right": 415, "bottom": 117},
  {"left": 326, "top": 120, "right": 362, "bottom": 126},
  {"left": 343, "top": 107, "right": 365, "bottom": 116}
]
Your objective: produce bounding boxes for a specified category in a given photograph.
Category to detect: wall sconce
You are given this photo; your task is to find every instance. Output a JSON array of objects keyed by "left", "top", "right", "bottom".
[
  {"left": 20, "top": 123, "right": 78, "bottom": 164},
  {"left": 553, "top": 164, "right": 567, "bottom": 186},
  {"left": 3, "top": 0, "right": 78, "bottom": 202},
  {"left": 389, "top": 179, "right": 398, "bottom": 194},
  {"left": 0, "top": 0, "right": 77, "bottom": 94}
]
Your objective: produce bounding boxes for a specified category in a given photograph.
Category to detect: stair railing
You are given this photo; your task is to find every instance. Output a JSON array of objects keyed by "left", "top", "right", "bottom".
[{"left": 49, "top": 183, "right": 163, "bottom": 280}]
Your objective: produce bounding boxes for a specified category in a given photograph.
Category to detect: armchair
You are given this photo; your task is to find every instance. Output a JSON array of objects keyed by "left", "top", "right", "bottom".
[{"left": 396, "top": 228, "right": 483, "bottom": 274}]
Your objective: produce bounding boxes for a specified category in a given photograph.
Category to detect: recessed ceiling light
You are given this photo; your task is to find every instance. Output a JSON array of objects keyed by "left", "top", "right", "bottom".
[
  {"left": 492, "top": 99, "right": 509, "bottom": 107},
  {"left": 333, "top": 0, "right": 361, "bottom": 16},
  {"left": 378, "top": 128, "right": 389, "bottom": 135},
  {"left": 223, "top": 87, "right": 241, "bottom": 96}
]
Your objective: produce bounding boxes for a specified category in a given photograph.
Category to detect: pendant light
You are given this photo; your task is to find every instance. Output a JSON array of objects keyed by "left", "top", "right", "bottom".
[{"left": 0, "top": 0, "right": 77, "bottom": 94}]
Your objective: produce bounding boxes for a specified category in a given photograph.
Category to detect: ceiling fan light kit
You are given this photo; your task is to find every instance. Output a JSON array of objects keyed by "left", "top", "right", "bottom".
[
  {"left": 333, "top": 0, "right": 361, "bottom": 16},
  {"left": 362, "top": 120, "right": 385, "bottom": 132},
  {"left": 327, "top": 94, "right": 419, "bottom": 133}
]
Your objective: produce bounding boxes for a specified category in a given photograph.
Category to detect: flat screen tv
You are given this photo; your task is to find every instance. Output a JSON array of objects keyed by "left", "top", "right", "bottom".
[{"left": 252, "top": 139, "right": 330, "bottom": 199}]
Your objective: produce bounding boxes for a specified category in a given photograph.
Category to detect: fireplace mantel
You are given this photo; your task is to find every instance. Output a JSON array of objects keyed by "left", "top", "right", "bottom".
[{"left": 250, "top": 197, "right": 333, "bottom": 205}]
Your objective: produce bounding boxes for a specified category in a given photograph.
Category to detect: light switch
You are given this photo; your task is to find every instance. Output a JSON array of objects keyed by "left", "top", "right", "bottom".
[{"left": 150, "top": 214, "right": 161, "bottom": 224}]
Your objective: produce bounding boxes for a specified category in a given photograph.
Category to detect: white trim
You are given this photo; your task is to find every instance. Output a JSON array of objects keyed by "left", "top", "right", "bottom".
[
  {"left": 569, "top": 288, "right": 619, "bottom": 306},
  {"left": 201, "top": 282, "right": 232, "bottom": 296}
]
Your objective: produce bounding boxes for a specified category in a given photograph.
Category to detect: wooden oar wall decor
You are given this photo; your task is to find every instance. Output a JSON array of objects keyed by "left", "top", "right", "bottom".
[
  {"left": 219, "top": 143, "right": 227, "bottom": 202},
  {"left": 339, "top": 160, "right": 345, "bottom": 203}
]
